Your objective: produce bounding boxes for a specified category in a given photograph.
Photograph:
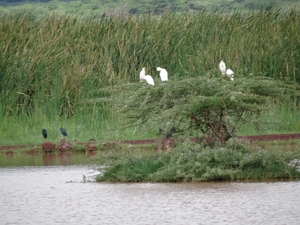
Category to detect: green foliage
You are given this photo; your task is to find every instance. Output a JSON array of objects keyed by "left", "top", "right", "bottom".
[
  {"left": 96, "top": 152, "right": 166, "bottom": 182},
  {"left": 96, "top": 139, "right": 300, "bottom": 182},
  {"left": 0, "top": 9, "right": 300, "bottom": 143},
  {"left": 108, "top": 76, "right": 298, "bottom": 144},
  {"left": 240, "top": 104, "right": 300, "bottom": 135},
  {"left": 1, "top": 10, "right": 300, "bottom": 118}
]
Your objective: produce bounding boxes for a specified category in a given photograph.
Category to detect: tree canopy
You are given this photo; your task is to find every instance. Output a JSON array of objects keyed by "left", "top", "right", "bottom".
[{"left": 107, "top": 75, "right": 298, "bottom": 145}]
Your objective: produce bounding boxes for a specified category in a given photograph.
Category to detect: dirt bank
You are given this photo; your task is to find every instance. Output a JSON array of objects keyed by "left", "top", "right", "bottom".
[{"left": 1, "top": 133, "right": 300, "bottom": 152}]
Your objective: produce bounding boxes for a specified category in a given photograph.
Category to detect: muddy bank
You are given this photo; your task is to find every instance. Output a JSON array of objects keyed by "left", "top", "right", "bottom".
[{"left": 1, "top": 133, "right": 300, "bottom": 152}]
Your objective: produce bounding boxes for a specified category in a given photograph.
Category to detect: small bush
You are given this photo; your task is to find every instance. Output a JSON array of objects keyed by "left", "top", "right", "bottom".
[{"left": 95, "top": 139, "right": 300, "bottom": 182}]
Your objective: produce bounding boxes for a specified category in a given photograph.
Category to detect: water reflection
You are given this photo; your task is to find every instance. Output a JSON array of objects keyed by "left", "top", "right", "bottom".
[
  {"left": 58, "top": 152, "right": 72, "bottom": 165},
  {"left": 0, "top": 151, "right": 96, "bottom": 167},
  {"left": 42, "top": 153, "right": 56, "bottom": 165},
  {"left": 0, "top": 165, "right": 299, "bottom": 225}
]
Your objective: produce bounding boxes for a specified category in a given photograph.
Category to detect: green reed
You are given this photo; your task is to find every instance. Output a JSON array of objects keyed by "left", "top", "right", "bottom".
[{"left": 0, "top": 9, "right": 299, "bottom": 143}]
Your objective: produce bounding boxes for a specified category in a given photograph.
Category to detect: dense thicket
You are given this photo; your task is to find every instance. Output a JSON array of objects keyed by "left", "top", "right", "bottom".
[
  {"left": 95, "top": 139, "right": 300, "bottom": 182},
  {"left": 0, "top": 9, "right": 299, "bottom": 118}
]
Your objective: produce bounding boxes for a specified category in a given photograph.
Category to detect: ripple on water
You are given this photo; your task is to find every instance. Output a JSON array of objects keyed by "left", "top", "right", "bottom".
[{"left": 0, "top": 166, "right": 300, "bottom": 225}]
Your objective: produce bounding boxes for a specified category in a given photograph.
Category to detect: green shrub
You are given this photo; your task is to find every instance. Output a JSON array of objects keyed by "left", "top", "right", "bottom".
[{"left": 95, "top": 139, "right": 300, "bottom": 182}]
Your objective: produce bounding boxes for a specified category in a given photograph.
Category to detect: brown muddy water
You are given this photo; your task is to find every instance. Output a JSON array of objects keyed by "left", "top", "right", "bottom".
[{"left": 0, "top": 153, "right": 300, "bottom": 225}]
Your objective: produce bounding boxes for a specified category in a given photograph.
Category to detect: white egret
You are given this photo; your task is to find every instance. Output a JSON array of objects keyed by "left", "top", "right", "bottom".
[
  {"left": 157, "top": 67, "right": 168, "bottom": 81},
  {"left": 139, "top": 67, "right": 155, "bottom": 85},
  {"left": 219, "top": 60, "right": 226, "bottom": 75},
  {"left": 226, "top": 69, "right": 234, "bottom": 81},
  {"left": 139, "top": 67, "right": 146, "bottom": 82},
  {"left": 144, "top": 74, "right": 155, "bottom": 85}
]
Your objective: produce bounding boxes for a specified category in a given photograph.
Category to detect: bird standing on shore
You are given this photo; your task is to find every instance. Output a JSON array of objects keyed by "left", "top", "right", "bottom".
[
  {"left": 166, "top": 127, "right": 176, "bottom": 138},
  {"left": 60, "top": 127, "right": 68, "bottom": 138},
  {"left": 159, "top": 127, "right": 176, "bottom": 138},
  {"left": 42, "top": 129, "right": 47, "bottom": 139}
]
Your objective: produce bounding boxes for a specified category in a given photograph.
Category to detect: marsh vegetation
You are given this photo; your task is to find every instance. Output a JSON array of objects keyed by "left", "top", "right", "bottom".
[
  {"left": 1, "top": 7, "right": 300, "bottom": 181},
  {"left": 1, "top": 9, "right": 299, "bottom": 143}
]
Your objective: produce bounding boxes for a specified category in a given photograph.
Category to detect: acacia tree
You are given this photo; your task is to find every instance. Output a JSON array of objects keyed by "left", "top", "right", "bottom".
[{"left": 108, "top": 76, "right": 297, "bottom": 145}]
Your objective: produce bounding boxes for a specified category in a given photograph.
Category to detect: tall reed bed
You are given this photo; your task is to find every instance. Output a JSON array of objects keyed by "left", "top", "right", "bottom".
[{"left": 0, "top": 9, "right": 299, "bottom": 142}]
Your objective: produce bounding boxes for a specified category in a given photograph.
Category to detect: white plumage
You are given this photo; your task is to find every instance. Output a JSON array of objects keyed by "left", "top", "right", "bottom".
[
  {"left": 139, "top": 67, "right": 155, "bottom": 86},
  {"left": 226, "top": 69, "right": 234, "bottom": 81},
  {"left": 157, "top": 67, "right": 168, "bottom": 81},
  {"left": 144, "top": 75, "right": 155, "bottom": 86},
  {"left": 219, "top": 60, "right": 226, "bottom": 75},
  {"left": 139, "top": 67, "right": 146, "bottom": 82}
]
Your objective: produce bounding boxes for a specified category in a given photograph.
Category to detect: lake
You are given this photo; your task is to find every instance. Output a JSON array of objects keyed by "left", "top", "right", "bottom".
[{"left": 0, "top": 152, "right": 300, "bottom": 224}]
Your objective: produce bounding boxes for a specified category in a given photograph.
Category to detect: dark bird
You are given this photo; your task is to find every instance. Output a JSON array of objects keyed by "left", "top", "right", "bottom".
[
  {"left": 166, "top": 127, "right": 176, "bottom": 138},
  {"left": 60, "top": 127, "right": 68, "bottom": 137},
  {"left": 159, "top": 127, "right": 176, "bottom": 138},
  {"left": 42, "top": 129, "right": 47, "bottom": 139}
]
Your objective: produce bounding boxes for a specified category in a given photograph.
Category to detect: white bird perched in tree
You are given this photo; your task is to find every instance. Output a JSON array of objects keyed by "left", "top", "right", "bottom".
[
  {"left": 139, "top": 67, "right": 155, "bottom": 86},
  {"left": 226, "top": 69, "right": 234, "bottom": 81},
  {"left": 144, "top": 75, "right": 155, "bottom": 85},
  {"left": 157, "top": 67, "right": 168, "bottom": 81},
  {"left": 139, "top": 67, "right": 146, "bottom": 82},
  {"left": 219, "top": 60, "right": 226, "bottom": 75}
]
